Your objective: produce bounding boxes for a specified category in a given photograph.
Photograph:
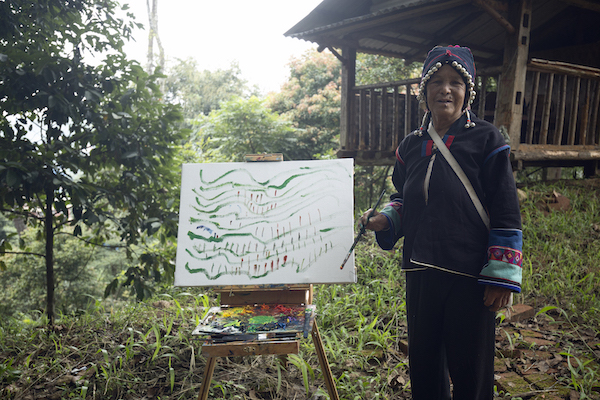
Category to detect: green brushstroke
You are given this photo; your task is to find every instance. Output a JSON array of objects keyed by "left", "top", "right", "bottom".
[
  {"left": 195, "top": 165, "right": 350, "bottom": 191},
  {"left": 185, "top": 263, "right": 271, "bottom": 280},
  {"left": 249, "top": 315, "right": 276, "bottom": 325}
]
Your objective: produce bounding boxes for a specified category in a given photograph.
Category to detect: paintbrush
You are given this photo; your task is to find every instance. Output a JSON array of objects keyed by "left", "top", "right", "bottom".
[{"left": 340, "top": 189, "right": 386, "bottom": 270}]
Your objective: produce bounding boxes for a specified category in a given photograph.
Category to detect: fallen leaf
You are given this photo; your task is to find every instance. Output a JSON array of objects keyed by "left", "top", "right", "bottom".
[
  {"left": 387, "top": 373, "right": 406, "bottom": 388},
  {"left": 549, "top": 354, "right": 563, "bottom": 367},
  {"left": 537, "top": 360, "right": 550, "bottom": 373}
]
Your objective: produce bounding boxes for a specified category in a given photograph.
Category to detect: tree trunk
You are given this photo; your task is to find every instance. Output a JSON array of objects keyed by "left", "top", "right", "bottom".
[
  {"left": 45, "top": 185, "right": 55, "bottom": 326},
  {"left": 146, "top": 0, "right": 165, "bottom": 74}
]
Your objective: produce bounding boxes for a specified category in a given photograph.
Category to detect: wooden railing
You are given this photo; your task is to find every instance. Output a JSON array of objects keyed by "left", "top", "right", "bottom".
[
  {"left": 340, "top": 60, "right": 600, "bottom": 171},
  {"left": 338, "top": 78, "right": 422, "bottom": 164},
  {"left": 521, "top": 59, "right": 600, "bottom": 146}
]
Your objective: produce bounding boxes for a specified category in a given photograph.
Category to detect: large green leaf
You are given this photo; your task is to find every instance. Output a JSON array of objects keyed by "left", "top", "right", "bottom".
[{"left": 5, "top": 169, "right": 21, "bottom": 187}]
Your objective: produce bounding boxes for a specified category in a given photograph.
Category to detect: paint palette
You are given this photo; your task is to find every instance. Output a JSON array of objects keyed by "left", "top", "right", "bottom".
[{"left": 193, "top": 304, "right": 316, "bottom": 340}]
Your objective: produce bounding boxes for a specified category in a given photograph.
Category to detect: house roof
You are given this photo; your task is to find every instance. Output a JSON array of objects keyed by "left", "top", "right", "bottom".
[{"left": 285, "top": 0, "right": 600, "bottom": 70}]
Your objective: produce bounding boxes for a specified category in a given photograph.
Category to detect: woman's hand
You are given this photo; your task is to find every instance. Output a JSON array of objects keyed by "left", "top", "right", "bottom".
[
  {"left": 360, "top": 209, "right": 390, "bottom": 232},
  {"left": 483, "top": 285, "right": 513, "bottom": 312}
]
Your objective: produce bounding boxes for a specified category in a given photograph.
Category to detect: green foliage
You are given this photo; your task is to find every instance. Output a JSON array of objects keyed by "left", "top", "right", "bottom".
[
  {"left": 560, "top": 349, "right": 599, "bottom": 398},
  {"left": 164, "top": 58, "right": 253, "bottom": 120},
  {"left": 197, "top": 96, "right": 298, "bottom": 162},
  {"left": 0, "top": 227, "right": 130, "bottom": 317},
  {"left": 0, "top": 358, "right": 21, "bottom": 384},
  {"left": 518, "top": 180, "right": 600, "bottom": 324},
  {"left": 356, "top": 53, "right": 420, "bottom": 86},
  {"left": 1, "top": 179, "right": 600, "bottom": 398},
  {"left": 0, "top": 0, "right": 188, "bottom": 322},
  {"left": 0, "top": 290, "right": 213, "bottom": 399},
  {"left": 354, "top": 165, "right": 394, "bottom": 214},
  {"left": 304, "top": 240, "right": 409, "bottom": 398},
  {"left": 0, "top": 213, "right": 15, "bottom": 241},
  {"left": 268, "top": 49, "right": 342, "bottom": 160},
  {"left": 287, "top": 354, "right": 315, "bottom": 396},
  {"left": 268, "top": 50, "right": 420, "bottom": 208}
]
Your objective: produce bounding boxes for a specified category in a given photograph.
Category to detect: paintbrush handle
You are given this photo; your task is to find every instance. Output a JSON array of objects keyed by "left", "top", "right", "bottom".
[{"left": 340, "top": 190, "right": 386, "bottom": 269}]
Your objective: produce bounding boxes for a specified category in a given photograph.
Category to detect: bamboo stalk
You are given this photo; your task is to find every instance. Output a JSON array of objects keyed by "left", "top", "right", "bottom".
[
  {"left": 369, "top": 88, "right": 378, "bottom": 150},
  {"left": 526, "top": 71, "right": 540, "bottom": 144},
  {"left": 393, "top": 86, "right": 401, "bottom": 148},
  {"left": 591, "top": 81, "right": 600, "bottom": 145},
  {"left": 405, "top": 84, "right": 412, "bottom": 140},
  {"left": 578, "top": 79, "right": 591, "bottom": 145},
  {"left": 359, "top": 89, "right": 367, "bottom": 150},
  {"left": 567, "top": 76, "right": 581, "bottom": 145},
  {"left": 381, "top": 87, "right": 388, "bottom": 151},
  {"left": 539, "top": 73, "right": 554, "bottom": 145},
  {"left": 553, "top": 75, "right": 568, "bottom": 145}
]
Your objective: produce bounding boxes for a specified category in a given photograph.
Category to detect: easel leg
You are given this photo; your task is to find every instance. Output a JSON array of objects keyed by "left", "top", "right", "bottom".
[
  {"left": 311, "top": 322, "right": 340, "bottom": 400},
  {"left": 197, "top": 356, "right": 217, "bottom": 400}
]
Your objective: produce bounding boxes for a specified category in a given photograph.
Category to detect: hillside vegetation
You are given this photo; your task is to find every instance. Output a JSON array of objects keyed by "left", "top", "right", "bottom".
[{"left": 1, "top": 178, "right": 600, "bottom": 399}]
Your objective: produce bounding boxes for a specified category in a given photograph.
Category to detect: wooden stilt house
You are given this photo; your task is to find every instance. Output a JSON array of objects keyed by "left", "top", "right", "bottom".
[{"left": 285, "top": 0, "right": 600, "bottom": 175}]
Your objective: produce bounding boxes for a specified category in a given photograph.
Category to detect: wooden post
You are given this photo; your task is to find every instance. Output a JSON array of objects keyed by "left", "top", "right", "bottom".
[
  {"left": 493, "top": 0, "right": 532, "bottom": 151},
  {"left": 340, "top": 47, "right": 356, "bottom": 152}
]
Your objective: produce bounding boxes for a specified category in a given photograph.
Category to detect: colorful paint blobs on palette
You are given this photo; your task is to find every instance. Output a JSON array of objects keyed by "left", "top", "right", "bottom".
[
  {"left": 194, "top": 305, "right": 315, "bottom": 335},
  {"left": 174, "top": 159, "right": 356, "bottom": 286}
]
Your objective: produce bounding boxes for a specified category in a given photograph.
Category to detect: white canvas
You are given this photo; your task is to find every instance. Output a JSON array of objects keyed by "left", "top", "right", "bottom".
[{"left": 174, "top": 159, "right": 356, "bottom": 286}]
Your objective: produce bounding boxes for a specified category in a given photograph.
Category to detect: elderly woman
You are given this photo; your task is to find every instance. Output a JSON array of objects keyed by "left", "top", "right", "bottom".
[{"left": 361, "top": 46, "right": 522, "bottom": 400}]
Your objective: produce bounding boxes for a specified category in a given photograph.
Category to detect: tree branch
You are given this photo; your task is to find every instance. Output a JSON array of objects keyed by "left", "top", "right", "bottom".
[
  {"left": 54, "top": 231, "right": 127, "bottom": 249},
  {"left": 1, "top": 250, "right": 46, "bottom": 258},
  {"left": 0, "top": 208, "right": 44, "bottom": 221}
]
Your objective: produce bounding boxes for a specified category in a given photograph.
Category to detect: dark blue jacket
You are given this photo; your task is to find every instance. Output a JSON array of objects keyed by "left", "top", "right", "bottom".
[{"left": 376, "top": 113, "right": 523, "bottom": 292}]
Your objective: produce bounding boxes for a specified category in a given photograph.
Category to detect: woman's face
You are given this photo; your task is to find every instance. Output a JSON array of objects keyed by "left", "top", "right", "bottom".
[{"left": 426, "top": 64, "right": 466, "bottom": 126}]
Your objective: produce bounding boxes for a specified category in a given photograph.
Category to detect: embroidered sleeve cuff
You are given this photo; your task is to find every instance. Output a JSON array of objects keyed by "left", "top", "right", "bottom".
[{"left": 480, "top": 228, "right": 523, "bottom": 292}]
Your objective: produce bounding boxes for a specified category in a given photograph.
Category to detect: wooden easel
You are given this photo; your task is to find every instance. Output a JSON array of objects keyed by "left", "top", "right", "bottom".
[
  {"left": 194, "top": 155, "right": 339, "bottom": 399},
  {"left": 195, "top": 285, "right": 339, "bottom": 400}
]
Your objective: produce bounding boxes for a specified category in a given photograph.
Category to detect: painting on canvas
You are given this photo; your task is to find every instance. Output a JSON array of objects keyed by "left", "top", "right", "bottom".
[{"left": 174, "top": 159, "right": 356, "bottom": 286}]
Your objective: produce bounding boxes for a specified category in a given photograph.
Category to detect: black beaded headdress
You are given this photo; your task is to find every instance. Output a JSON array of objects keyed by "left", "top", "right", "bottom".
[{"left": 417, "top": 45, "right": 477, "bottom": 129}]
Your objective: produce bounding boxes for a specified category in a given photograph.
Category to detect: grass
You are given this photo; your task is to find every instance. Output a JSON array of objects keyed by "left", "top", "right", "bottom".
[
  {"left": 1, "top": 178, "right": 599, "bottom": 399},
  {"left": 518, "top": 180, "right": 600, "bottom": 325}
]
